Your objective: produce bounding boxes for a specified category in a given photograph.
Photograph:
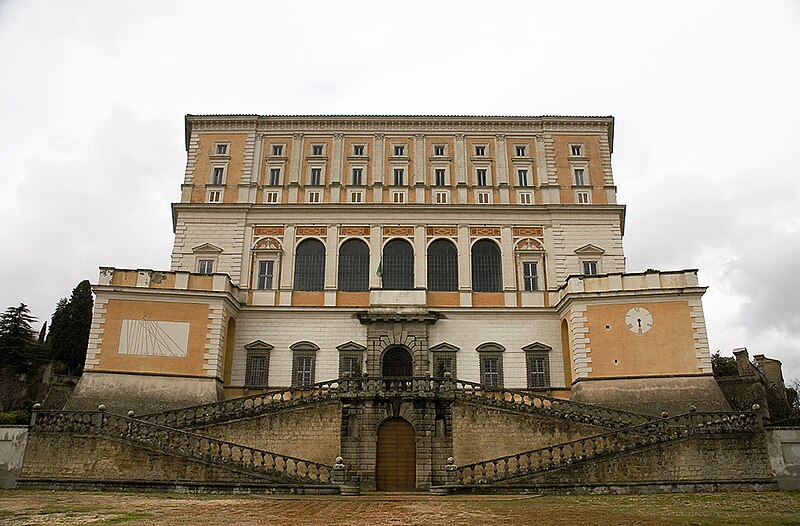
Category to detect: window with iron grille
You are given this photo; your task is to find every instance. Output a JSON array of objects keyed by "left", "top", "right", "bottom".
[
  {"left": 434, "top": 168, "right": 446, "bottom": 186},
  {"left": 382, "top": 239, "right": 414, "bottom": 290},
  {"left": 471, "top": 240, "right": 502, "bottom": 292},
  {"left": 245, "top": 344, "right": 271, "bottom": 387},
  {"left": 338, "top": 239, "right": 369, "bottom": 291},
  {"left": 526, "top": 351, "right": 550, "bottom": 389},
  {"left": 433, "top": 353, "right": 456, "bottom": 378},
  {"left": 523, "top": 262, "right": 538, "bottom": 291},
  {"left": 427, "top": 239, "right": 458, "bottom": 291},
  {"left": 257, "top": 260, "right": 274, "bottom": 290},
  {"left": 480, "top": 354, "right": 503, "bottom": 387},
  {"left": 293, "top": 354, "right": 315, "bottom": 386},
  {"left": 294, "top": 239, "right": 325, "bottom": 290},
  {"left": 339, "top": 352, "right": 363, "bottom": 377}
]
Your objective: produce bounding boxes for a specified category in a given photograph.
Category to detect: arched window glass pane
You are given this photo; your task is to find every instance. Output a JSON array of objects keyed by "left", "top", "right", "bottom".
[
  {"left": 294, "top": 239, "right": 325, "bottom": 291},
  {"left": 471, "top": 240, "right": 502, "bottom": 292},
  {"left": 427, "top": 240, "right": 458, "bottom": 291},
  {"left": 338, "top": 239, "right": 369, "bottom": 291},
  {"left": 382, "top": 239, "right": 414, "bottom": 290}
]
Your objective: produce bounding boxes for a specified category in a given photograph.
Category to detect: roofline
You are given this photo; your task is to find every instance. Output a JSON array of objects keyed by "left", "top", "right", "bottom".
[{"left": 184, "top": 114, "right": 615, "bottom": 152}]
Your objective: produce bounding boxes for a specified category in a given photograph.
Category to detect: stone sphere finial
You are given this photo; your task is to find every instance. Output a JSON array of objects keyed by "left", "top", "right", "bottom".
[
  {"left": 447, "top": 457, "right": 455, "bottom": 465},
  {"left": 127, "top": 410, "right": 135, "bottom": 417},
  {"left": 752, "top": 403, "right": 761, "bottom": 411},
  {"left": 335, "top": 456, "right": 344, "bottom": 464},
  {"left": 32, "top": 403, "right": 42, "bottom": 410},
  {"left": 661, "top": 411, "right": 669, "bottom": 418},
  {"left": 688, "top": 405, "right": 697, "bottom": 413},
  {"left": 444, "top": 371, "right": 452, "bottom": 378},
  {"left": 97, "top": 404, "right": 107, "bottom": 412}
]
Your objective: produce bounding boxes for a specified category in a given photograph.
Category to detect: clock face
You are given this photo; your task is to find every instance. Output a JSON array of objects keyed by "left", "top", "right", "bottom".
[{"left": 625, "top": 307, "right": 653, "bottom": 334}]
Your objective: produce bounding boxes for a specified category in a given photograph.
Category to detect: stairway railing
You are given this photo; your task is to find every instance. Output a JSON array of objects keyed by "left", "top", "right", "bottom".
[
  {"left": 456, "top": 410, "right": 761, "bottom": 485},
  {"left": 31, "top": 410, "right": 333, "bottom": 485}
]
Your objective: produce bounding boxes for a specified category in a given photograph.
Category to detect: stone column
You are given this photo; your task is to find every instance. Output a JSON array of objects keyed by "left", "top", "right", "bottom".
[
  {"left": 325, "top": 224, "right": 338, "bottom": 306},
  {"left": 501, "top": 226, "right": 516, "bottom": 306},
  {"left": 369, "top": 225, "right": 382, "bottom": 289},
  {"left": 457, "top": 224, "right": 471, "bottom": 306},
  {"left": 414, "top": 225, "right": 426, "bottom": 289}
]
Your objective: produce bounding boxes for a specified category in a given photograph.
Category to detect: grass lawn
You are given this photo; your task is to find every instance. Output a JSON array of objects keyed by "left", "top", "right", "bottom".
[{"left": 0, "top": 489, "right": 799, "bottom": 525}]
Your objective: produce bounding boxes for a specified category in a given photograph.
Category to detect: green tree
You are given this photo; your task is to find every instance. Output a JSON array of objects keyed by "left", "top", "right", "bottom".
[
  {"left": 711, "top": 351, "right": 739, "bottom": 377},
  {"left": 47, "top": 280, "right": 93, "bottom": 375},
  {"left": 0, "top": 303, "right": 45, "bottom": 412}
]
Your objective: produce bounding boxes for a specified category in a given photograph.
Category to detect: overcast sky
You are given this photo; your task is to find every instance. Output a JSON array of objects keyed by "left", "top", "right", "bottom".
[{"left": 1, "top": 0, "right": 798, "bottom": 378}]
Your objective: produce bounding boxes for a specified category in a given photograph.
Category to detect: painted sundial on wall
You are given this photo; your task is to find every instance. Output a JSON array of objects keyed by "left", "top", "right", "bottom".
[{"left": 625, "top": 307, "right": 653, "bottom": 334}]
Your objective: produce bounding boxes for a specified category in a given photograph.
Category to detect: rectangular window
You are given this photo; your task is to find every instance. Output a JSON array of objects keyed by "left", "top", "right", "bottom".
[
  {"left": 207, "top": 190, "right": 222, "bottom": 203},
  {"left": 515, "top": 145, "right": 526, "bottom": 157},
  {"left": 583, "top": 261, "right": 598, "bottom": 276},
  {"left": 476, "top": 169, "right": 487, "bottom": 186},
  {"left": 391, "top": 190, "right": 406, "bottom": 204},
  {"left": 577, "top": 191, "right": 590, "bottom": 204},
  {"left": 295, "top": 356, "right": 314, "bottom": 386},
  {"left": 339, "top": 354, "right": 362, "bottom": 377},
  {"left": 393, "top": 145, "right": 405, "bottom": 156},
  {"left": 265, "top": 191, "right": 279, "bottom": 204},
  {"left": 574, "top": 168, "right": 586, "bottom": 186},
  {"left": 393, "top": 168, "right": 404, "bottom": 186},
  {"left": 570, "top": 144, "right": 583, "bottom": 156},
  {"left": 523, "top": 262, "right": 538, "bottom": 291},
  {"left": 352, "top": 168, "right": 363, "bottom": 185},
  {"left": 211, "top": 167, "right": 224, "bottom": 185},
  {"left": 477, "top": 191, "right": 491, "bottom": 204},
  {"left": 198, "top": 259, "right": 214, "bottom": 274},
  {"left": 310, "top": 168, "right": 322, "bottom": 185},
  {"left": 527, "top": 352, "right": 550, "bottom": 389},
  {"left": 215, "top": 144, "right": 228, "bottom": 155},
  {"left": 433, "top": 355, "right": 456, "bottom": 378},
  {"left": 434, "top": 145, "right": 445, "bottom": 156},
  {"left": 434, "top": 190, "right": 448, "bottom": 204},
  {"left": 257, "top": 260, "right": 274, "bottom": 290},
  {"left": 349, "top": 190, "right": 364, "bottom": 203},
  {"left": 312, "top": 145, "right": 324, "bottom": 155},
  {"left": 272, "top": 144, "right": 283, "bottom": 156},
  {"left": 269, "top": 168, "right": 281, "bottom": 186},
  {"left": 245, "top": 353, "right": 268, "bottom": 387},
  {"left": 481, "top": 357, "right": 501, "bottom": 388},
  {"left": 307, "top": 191, "right": 321, "bottom": 203},
  {"left": 475, "top": 145, "right": 486, "bottom": 156},
  {"left": 434, "top": 168, "right": 446, "bottom": 186},
  {"left": 519, "top": 192, "right": 532, "bottom": 205},
  {"left": 353, "top": 145, "right": 364, "bottom": 156},
  {"left": 518, "top": 169, "right": 529, "bottom": 187}
]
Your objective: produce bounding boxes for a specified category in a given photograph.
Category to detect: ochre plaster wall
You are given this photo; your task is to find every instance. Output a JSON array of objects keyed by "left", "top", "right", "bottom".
[
  {"left": 96, "top": 299, "right": 212, "bottom": 377},
  {"left": 585, "top": 300, "right": 699, "bottom": 377}
]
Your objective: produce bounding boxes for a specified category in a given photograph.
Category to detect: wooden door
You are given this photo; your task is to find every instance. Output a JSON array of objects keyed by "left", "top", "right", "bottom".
[{"left": 376, "top": 418, "right": 416, "bottom": 491}]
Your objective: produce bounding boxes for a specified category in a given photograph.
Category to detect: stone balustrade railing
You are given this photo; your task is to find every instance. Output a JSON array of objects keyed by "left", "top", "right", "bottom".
[
  {"left": 137, "top": 376, "right": 652, "bottom": 430},
  {"left": 452, "top": 379, "right": 653, "bottom": 428},
  {"left": 32, "top": 410, "right": 333, "bottom": 485},
  {"left": 456, "top": 411, "right": 760, "bottom": 485}
]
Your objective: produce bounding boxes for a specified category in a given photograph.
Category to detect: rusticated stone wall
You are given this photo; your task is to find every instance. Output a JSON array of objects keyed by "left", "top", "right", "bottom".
[
  {"left": 19, "top": 433, "right": 267, "bottom": 484},
  {"left": 523, "top": 433, "right": 774, "bottom": 486},
  {"left": 196, "top": 402, "right": 341, "bottom": 465},
  {"left": 452, "top": 401, "right": 607, "bottom": 465}
]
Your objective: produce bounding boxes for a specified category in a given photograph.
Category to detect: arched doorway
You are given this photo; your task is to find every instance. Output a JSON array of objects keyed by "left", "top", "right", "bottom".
[
  {"left": 376, "top": 418, "right": 416, "bottom": 491},
  {"left": 382, "top": 346, "right": 413, "bottom": 377}
]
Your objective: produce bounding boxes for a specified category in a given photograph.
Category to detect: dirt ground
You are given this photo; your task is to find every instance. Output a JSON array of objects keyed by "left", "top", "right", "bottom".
[{"left": 1, "top": 490, "right": 800, "bottom": 526}]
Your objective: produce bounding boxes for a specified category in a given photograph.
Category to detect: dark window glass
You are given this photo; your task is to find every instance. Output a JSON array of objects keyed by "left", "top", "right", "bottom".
[
  {"left": 471, "top": 240, "right": 502, "bottom": 292},
  {"left": 427, "top": 239, "right": 458, "bottom": 291},
  {"left": 382, "top": 239, "right": 414, "bottom": 290},
  {"left": 338, "top": 239, "right": 369, "bottom": 291},
  {"left": 294, "top": 239, "right": 325, "bottom": 291}
]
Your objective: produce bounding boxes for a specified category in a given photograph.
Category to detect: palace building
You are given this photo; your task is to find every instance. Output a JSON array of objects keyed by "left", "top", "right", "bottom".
[{"left": 21, "top": 115, "right": 773, "bottom": 494}]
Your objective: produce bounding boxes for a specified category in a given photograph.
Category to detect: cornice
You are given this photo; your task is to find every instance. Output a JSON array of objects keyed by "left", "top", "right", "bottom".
[{"left": 184, "top": 114, "right": 615, "bottom": 150}]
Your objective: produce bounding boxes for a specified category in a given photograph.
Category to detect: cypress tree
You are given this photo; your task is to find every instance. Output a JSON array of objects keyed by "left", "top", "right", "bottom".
[{"left": 48, "top": 280, "right": 94, "bottom": 375}]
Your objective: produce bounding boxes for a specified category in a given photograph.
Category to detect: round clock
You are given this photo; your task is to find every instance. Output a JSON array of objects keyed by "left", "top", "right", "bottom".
[{"left": 625, "top": 307, "right": 653, "bottom": 334}]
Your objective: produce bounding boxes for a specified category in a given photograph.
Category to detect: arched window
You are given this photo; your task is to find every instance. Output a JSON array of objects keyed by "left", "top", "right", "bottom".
[
  {"left": 338, "top": 239, "right": 369, "bottom": 291},
  {"left": 294, "top": 239, "right": 325, "bottom": 291},
  {"left": 471, "top": 240, "right": 502, "bottom": 292},
  {"left": 427, "top": 239, "right": 458, "bottom": 291},
  {"left": 382, "top": 239, "right": 414, "bottom": 290}
]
